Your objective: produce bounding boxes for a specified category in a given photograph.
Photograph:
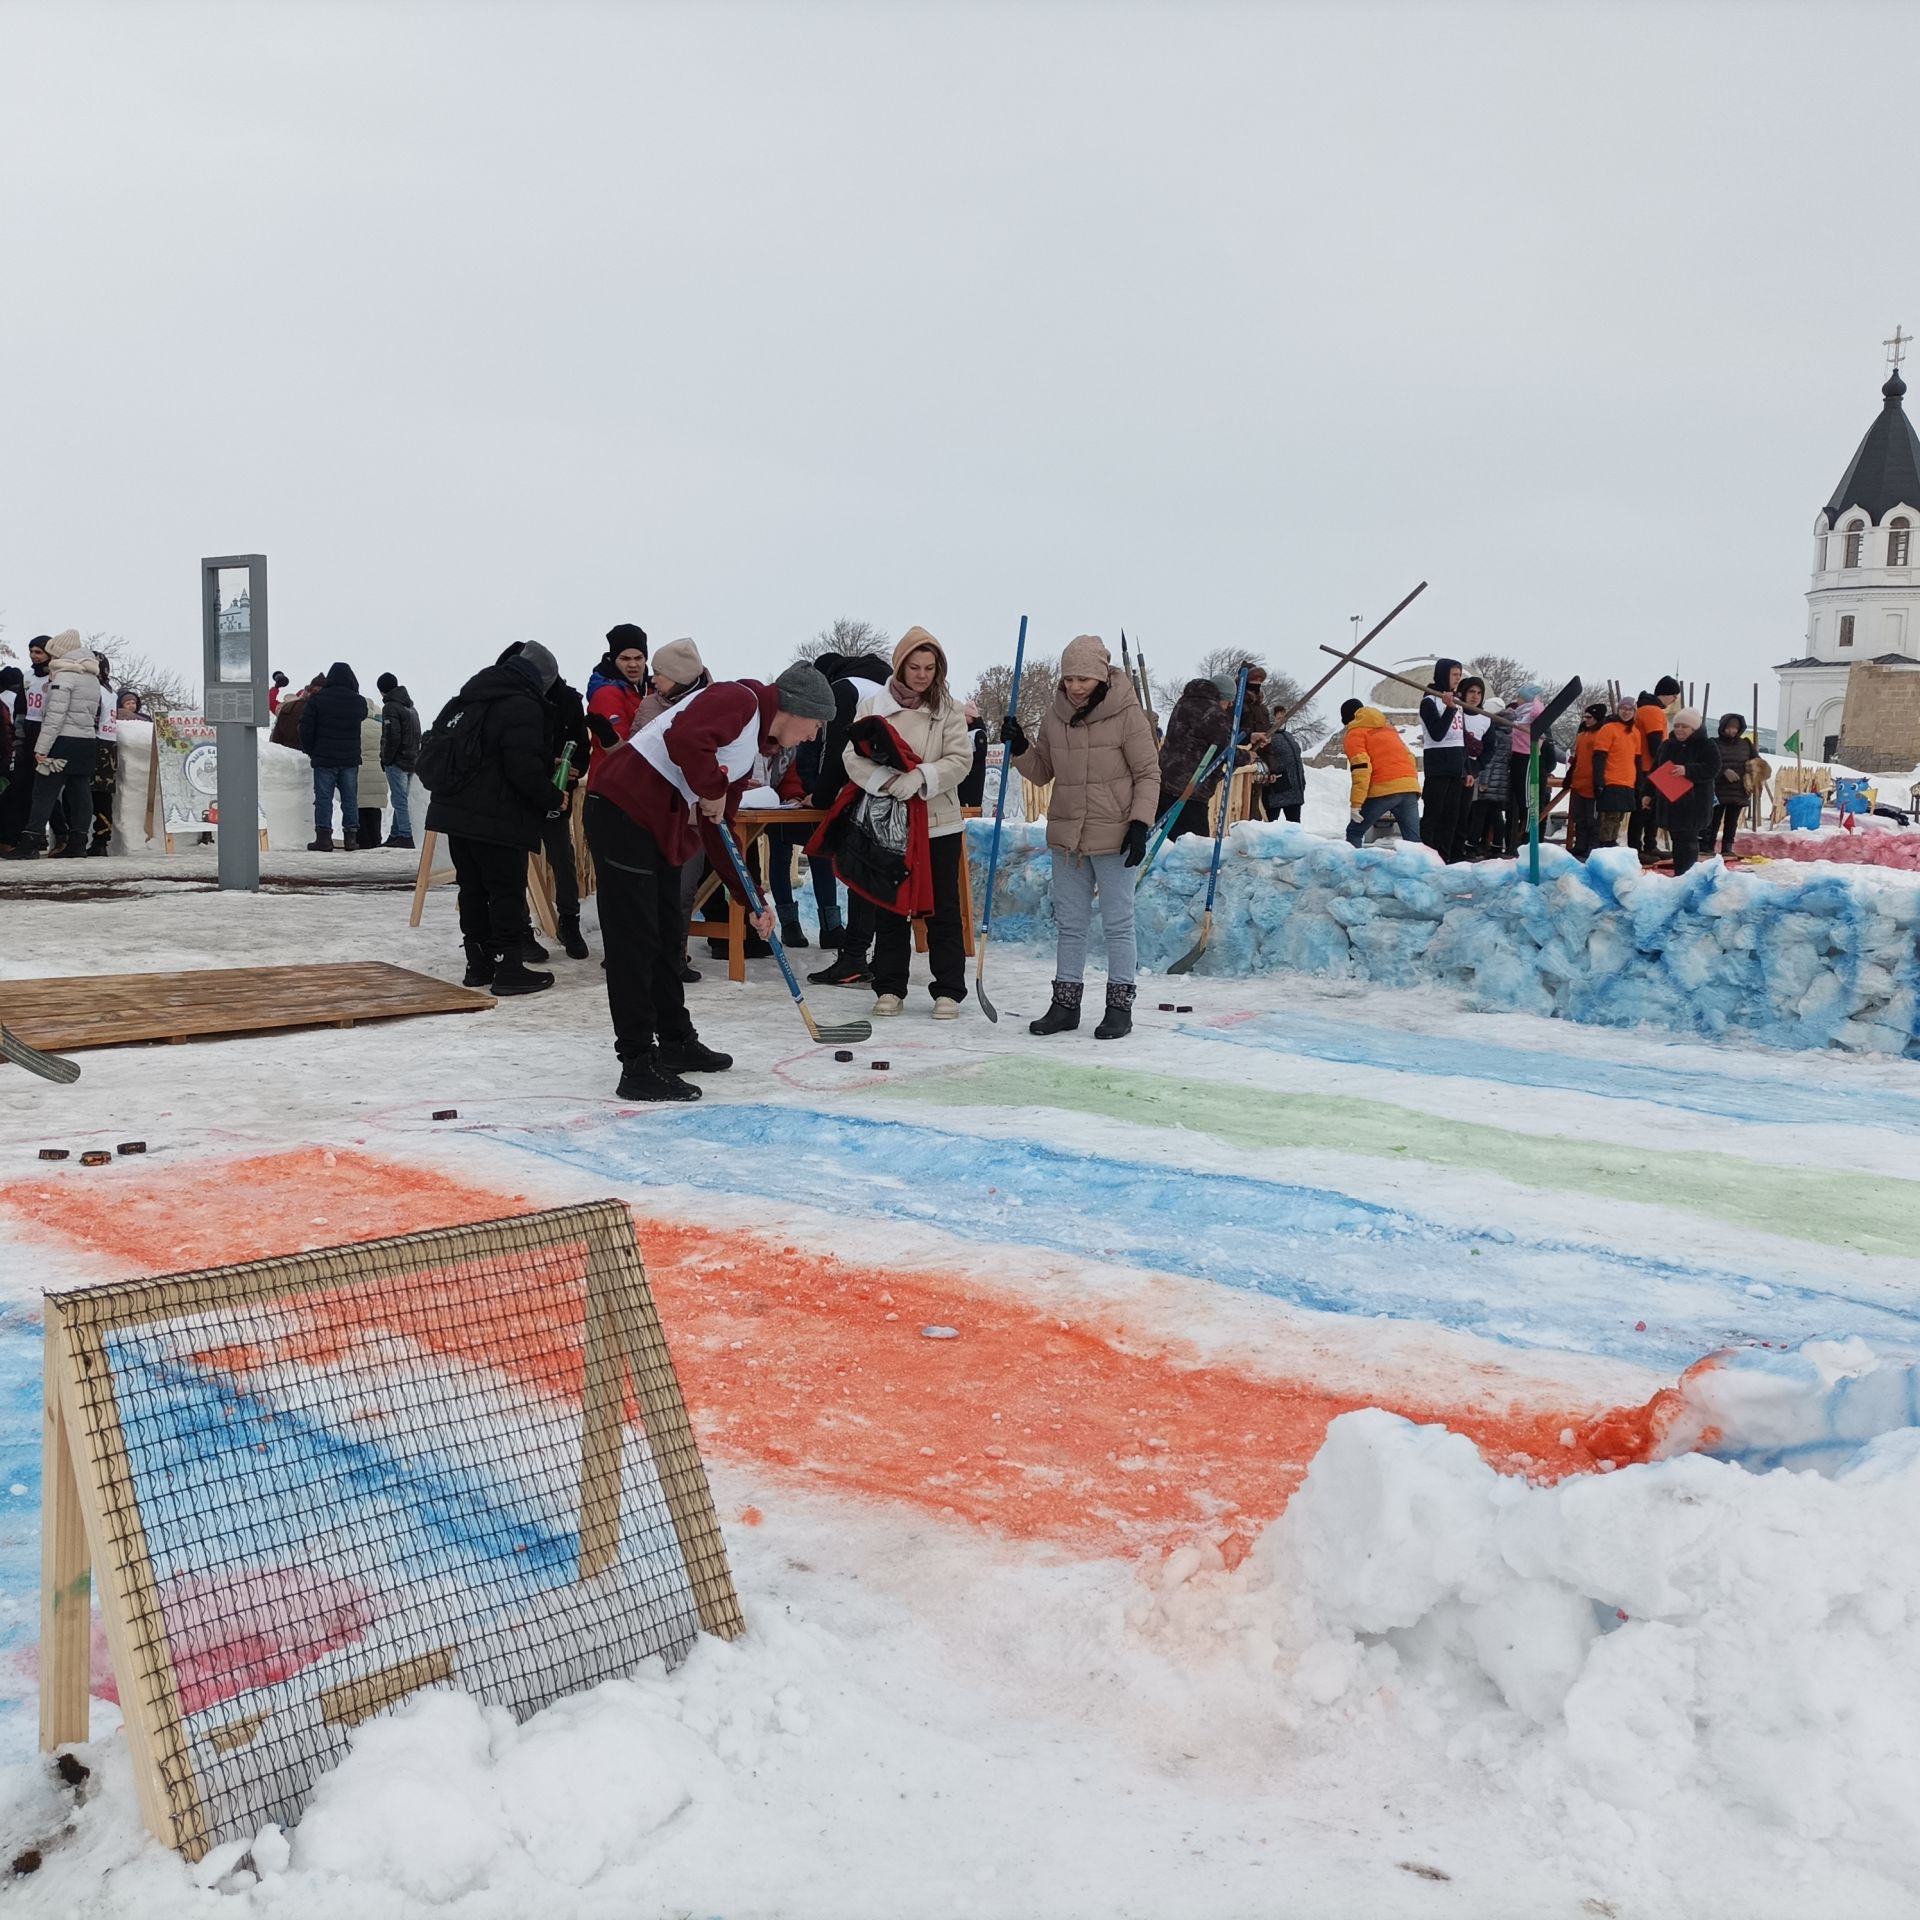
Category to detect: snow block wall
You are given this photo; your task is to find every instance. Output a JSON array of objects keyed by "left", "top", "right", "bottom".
[{"left": 969, "top": 820, "right": 1920, "bottom": 1058}]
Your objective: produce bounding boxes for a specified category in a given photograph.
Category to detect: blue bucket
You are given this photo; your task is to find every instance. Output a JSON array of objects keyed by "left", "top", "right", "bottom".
[{"left": 1786, "top": 790, "right": 1824, "bottom": 830}]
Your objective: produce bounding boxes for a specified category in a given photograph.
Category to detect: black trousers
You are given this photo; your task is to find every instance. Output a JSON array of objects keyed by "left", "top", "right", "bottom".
[
  {"left": 1421, "top": 772, "right": 1466, "bottom": 861},
  {"left": 585, "top": 796, "right": 695, "bottom": 1063},
  {"left": 1670, "top": 827, "right": 1702, "bottom": 876},
  {"left": 1710, "top": 800, "right": 1743, "bottom": 857},
  {"left": 26, "top": 735, "right": 97, "bottom": 841},
  {"left": 872, "top": 830, "right": 966, "bottom": 1003},
  {"left": 0, "top": 728, "right": 36, "bottom": 844},
  {"left": 1168, "top": 796, "right": 1213, "bottom": 840},
  {"left": 447, "top": 835, "right": 530, "bottom": 955},
  {"left": 1569, "top": 794, "right": 1598, "bottom": 859},
  {"left": 538, "top": 810, "right": 579, "bottom": 917}
]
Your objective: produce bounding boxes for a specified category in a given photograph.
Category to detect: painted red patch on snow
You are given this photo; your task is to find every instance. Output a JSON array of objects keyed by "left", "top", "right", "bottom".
[{"left": 161, "top": 1568, "right": 376, "bottom": 1716}]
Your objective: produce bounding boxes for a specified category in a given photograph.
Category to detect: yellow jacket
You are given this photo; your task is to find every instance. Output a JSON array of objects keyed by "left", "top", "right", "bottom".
[{"left": 1344, "top": 709, "right": 1420, "bottom": 807}]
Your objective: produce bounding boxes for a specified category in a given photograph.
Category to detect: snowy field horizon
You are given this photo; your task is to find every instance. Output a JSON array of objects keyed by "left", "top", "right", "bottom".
[{"left": 4, "top": 817, "right": 1920, "bottom": 1919}]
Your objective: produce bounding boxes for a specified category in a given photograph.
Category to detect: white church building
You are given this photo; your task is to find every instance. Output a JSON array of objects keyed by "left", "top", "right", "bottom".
[{"left": 1776, "top": 344, "right": 1920, "bottom": 759}]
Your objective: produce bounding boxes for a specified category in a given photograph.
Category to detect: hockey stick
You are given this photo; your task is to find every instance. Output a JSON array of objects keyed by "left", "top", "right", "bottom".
[
  {"left": 1526, "top": 675, "right": 1584, "bottom": 883},
  {"left": 0, "top": 1025, "right": 81, "bottom": 1084},
  {"left": 1133, "top": 744, "right": 1221, "bottom": 887},
  {"left": 715, "top": 824, "right": 872, "bottom": 1045},
  {"left": 974, "top": 613, "right": 1027, "bottom": 1023},
  {"left": 1167, "top": 665, "right": 1251, "bottom": 975}
]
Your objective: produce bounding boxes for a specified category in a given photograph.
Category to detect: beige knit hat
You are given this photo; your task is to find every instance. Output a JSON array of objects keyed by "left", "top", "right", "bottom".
[
  {"left": 1061, "top": 634, "right": 1111, "bottom": 679},
  {"left": 651, "top": 638, "right": 703, "bottom": 688}
]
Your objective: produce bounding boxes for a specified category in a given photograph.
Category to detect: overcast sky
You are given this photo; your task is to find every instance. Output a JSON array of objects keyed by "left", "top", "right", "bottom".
[{"left": 3, "top": 1, "right": 1911, "bottom": 724}]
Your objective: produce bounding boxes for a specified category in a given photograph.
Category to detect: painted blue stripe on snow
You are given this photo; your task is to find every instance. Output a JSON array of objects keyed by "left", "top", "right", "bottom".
[
  {"left": 0, "top": 1306, "right": 42, "bottom": 1662},
  {"left": 492, "top": 1107, "right": 1920, "bottom": 1369},
  {"left": 1183, "top": 1007, "right": 1920, "bottom": 1135}
]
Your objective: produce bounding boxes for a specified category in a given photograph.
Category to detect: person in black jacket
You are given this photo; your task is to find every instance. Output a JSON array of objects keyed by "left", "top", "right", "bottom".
[
  {"left": 1653, "top": 708, "right": 1720, "bottom": 875},
  {"left": 807, "top": 650, "right": 891, "bottom": 986},
  {"left": 374, "top": 673, "right": 422, "bottom": 848},
  {"left": 496, "top": 643, "right": 593, "bottom": 961},
  {"left": 1710, "top": 713, "right": 1757, "bottom": 859},
  {"left": 424, "top": 644, "right": 561, "bottom": 995},
  {"left": 299, "top": 662, "right": 370, "bottom": 850},
  {"left": 1417, "top": 657, "right": 1466, "bottom": 860}
]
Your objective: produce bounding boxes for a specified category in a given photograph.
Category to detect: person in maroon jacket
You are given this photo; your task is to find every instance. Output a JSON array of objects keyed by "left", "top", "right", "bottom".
[{"left": 585, "top": 661, "right": 835, "bottom": 1101}]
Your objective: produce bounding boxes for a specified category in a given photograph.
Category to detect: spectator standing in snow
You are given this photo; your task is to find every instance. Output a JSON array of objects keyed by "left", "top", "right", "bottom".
[
  {"left": 299, "top": 662, "right": 369, "bottom": 850},
  {"left": 1591, "top": 697, "right": 1642, "bottom": 848},
  {"left": 375, "top": 673, "right": 420, "bottom": 849},
  {"left": 844, "top": 629, "right": 975, "bottom": 1019},
  {"left": 495, "top": 643, "right": 592, "bottom": 962},
  {"left": 1342, "top": 702, "right": 1421, "bottom": 847},
  {"left": 585, "top": 662, "right": 833, "bottom": 1100},
  {"left": 89, "top": 657, "right": 117, "bottom": 855},
  {"left": 0, "top": 638, "right": 52, "bottom": 849},
  {"left": 1257, "top": 699, "right": 1307, "bottom": 824},
  {"left": 1631, "top": 676, "right": 1680, "bottom": 862},
  {"left": 1654, "top": 709, "right": 1720, "bottom": 875},
  {"left": 7, "top": 630, "right": 102, "bottom": 860},
  {"left": 807, "top": 649, "right": 892, "bottom": 988},
  {"left": 355, "top": 703, "right": 387, "bottom": 848},
  {"left": 1157, "top": 675, "right": 1236, "bottom": 839},
  {"left": 585, "top": 624, "right": 649, "bottom": 771},
  {"left": 422, "top": 643, "right": 564, "bottom": 996},
  {"left": 1709, "top": 715, "right": 1765, "bottom": 860},
  {"left": 1417, "top": 657, "right": 1467, "bottom": 861},
  {"left": 1458, "top": 678, "right": 1505, "bottom": 857},
  {"left": 0, "top": 667, "right": 18, "bottom": 843},
  {"left": 1564, "top": 702, "right": 1609, "bottom": 859},
  {"left": 271, "top": 673, "right": 323, "bottom": 749},
  {"left": 1002, "top": 635, "right": 1158, "bottom": 1040}
]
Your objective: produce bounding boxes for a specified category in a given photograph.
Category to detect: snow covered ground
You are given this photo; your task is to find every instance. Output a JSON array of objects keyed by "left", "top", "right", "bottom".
[{"left": 3, "top": 865, "right": 1920, "bottom": 1917}]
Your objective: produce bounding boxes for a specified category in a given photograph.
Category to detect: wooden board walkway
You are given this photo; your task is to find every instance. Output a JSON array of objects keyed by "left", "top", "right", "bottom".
[{"left": 0, "top": 963, "right": 494, "bottom": 1057}]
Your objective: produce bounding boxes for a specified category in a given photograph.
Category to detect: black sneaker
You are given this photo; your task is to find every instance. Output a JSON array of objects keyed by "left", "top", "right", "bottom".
[
  {"left": 461, "top": 942, "right": 496, "bottom": 989},
  {"left": 616, "top": 1056, "right": 702, "bottom": 1102},
  {"left": 656, "top": 1035, "right": 733, "bottom": 1073},
  {"left": 492, "top": 954, "right": 554, "bottom": 996},
  {"left": 680, "top": 961, "right": 701, "bottom": 983},
  {"left": 558, "top": 917, "right": 589, "bottom": 960},
  {"left": 808, "top": 952, "right": 871, "bottom": 987},
  {"left": 522, "top": 932, "right": 551, "bottom": 963}
]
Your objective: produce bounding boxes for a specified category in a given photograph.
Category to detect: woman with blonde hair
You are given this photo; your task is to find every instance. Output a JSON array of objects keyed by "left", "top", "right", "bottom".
[{"left": 842, "top": 627, "right": 975, "bottom": 1017}]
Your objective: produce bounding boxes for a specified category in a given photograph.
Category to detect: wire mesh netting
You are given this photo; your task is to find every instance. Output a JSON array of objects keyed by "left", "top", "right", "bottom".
[{"left": 48, "top": 1201, "right": 741, "bottom": 1859}]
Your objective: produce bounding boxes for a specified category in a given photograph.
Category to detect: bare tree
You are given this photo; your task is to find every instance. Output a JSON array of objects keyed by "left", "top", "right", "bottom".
[
  {"left": 799, "top": 616, "right": 891, "bottom": 664},
  {"left": 1462, "top": 653, "right": 1538, "bottom": 703},
  {"left": 1152, "top": 647, "right": 1327, "bottom": 748},
  {"left": 970, "top": 655, "right": 1058, "bottom": 738},
  {"left": 88, "top": 634, "right": 197, "bottom": 712}
]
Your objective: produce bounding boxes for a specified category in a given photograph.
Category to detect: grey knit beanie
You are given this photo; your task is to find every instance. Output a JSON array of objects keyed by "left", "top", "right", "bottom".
[
  {"left": 773, "top": 661, "right": 834, "bottom": 722},
  {"left": 516, "top": 641, "right": 560, "bottom": 692},
  {"left": 1209, "top": 671, "right": 1238, "bottom": 702}
]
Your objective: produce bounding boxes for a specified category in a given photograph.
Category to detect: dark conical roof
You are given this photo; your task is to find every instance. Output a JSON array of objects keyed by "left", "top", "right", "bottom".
[{"left": 1824, "top": 368, "right": 1920, "bottom": 525}]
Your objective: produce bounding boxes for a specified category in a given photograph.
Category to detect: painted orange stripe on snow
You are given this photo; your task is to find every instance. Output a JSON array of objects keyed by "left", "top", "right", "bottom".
[{"left": 8, "top": 1148, "right": 1647, "bottom": 1554}]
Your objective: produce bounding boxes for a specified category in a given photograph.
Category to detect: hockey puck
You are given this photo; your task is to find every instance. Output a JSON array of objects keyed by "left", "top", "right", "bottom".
[
  {"left": 116, "top": 1141, "right": 146, "bottom": 1156},
  {"left": 834, "top": 1050, "right": 853, "bottom": 1063},
  {"left": 37, "top": 1148, "right": 68, "bottom": 1161},
  {"left": 1158, "top": 1002, "right": 1175, "bottom": 1012},
  {"left": 80, "top": 1151, "right": 112, "bottom": 1167},
  {"left": 432, "top": 1109, "right": 458, "bottom": 1121},
  {"left": 871, "top": 1061, "right": 890, "bottom": 1072},
  {"left": 1175, "top": 1004, "right": 1193, "bottom": 1013}
]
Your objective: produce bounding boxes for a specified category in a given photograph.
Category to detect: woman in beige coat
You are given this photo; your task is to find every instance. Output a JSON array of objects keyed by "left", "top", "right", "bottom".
[
  {"left": 843, "top": 627, "right": 976, "bottom": 1017},
  {"left": 1002, "top": 635, "right": 1159, "bottom": 1038}
]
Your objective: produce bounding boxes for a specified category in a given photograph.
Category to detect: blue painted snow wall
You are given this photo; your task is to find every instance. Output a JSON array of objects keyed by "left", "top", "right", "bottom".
[{"left": 970, "top": 821, "right": 1920, "bottom": 1058}]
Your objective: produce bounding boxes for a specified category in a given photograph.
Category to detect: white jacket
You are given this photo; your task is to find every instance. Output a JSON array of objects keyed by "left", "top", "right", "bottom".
[{"left": 842, "top": 682, "right": 974, "bottom": 838}]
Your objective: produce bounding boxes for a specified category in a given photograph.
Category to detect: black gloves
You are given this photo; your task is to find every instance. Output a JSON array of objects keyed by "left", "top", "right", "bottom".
[
  {"left": 1122, "top": 820, "right": 1149, "bottom": 868},
  {"left": 999, "top": 715, "right": 1029, "bottom": 755},
  {"left": 849, "top": 715, "right": 908, "bottom": 770},
  {"left": 587, "top": 712, "right": 620, "bottom": 749}
]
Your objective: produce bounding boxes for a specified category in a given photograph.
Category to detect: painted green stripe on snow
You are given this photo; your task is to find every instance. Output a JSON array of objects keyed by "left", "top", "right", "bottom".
[{"left": 869, "top": 1059, "right": 1920, "bottom": 1261}]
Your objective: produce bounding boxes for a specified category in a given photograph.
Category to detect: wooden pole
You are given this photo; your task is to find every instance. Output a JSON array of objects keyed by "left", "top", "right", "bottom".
[
  {"left": 1316, "top": 644, "right": 1516, "bottom": 731},
  {"left": 1276, "top": 580, "right": 1429, "bottom": 726}
]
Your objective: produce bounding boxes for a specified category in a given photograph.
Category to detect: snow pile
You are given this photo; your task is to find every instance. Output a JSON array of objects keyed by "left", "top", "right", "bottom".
[
  {"left": 971, "top": 820, "right": 1920, "bottom": 1056},
  {"left": 1740, "top": 825, "right": 1920, "bottom": 873},
  {"left": 1133, "top": 1407, "right": 1920, "bottom": 1891}
]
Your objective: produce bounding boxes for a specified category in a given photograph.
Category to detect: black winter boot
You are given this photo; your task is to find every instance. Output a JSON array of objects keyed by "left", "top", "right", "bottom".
[
  {"left": 1094, "top": 982, "right": 1136, "bottom": 1040},
  {"left": 558, "top": 914, "right": 589, "bottom": 960},
  {"left": 779, "top": 916, "right": 809, "bottom": 949},
  {"left": 1029, "top": 980, "right": 1083, "bottom": 1036},
  {"left": 656, "top": 1034, "right": 733, "bottom": 1073},
  {"left": 491, "top": 953, "right": 554, "bottom": 996},
  {"left": 521, "top": 931, "right": 550, "bottom": 963},
  {"left": 616, "top": 1053, "right": 703, "bottom": 1103},
  {"left": 4, "top": 831, "right": 45, "bottom": 861},
  {"left": 306, "top": 833, "right": 333, "bottom": 852},
  {"left": 461, "top": 941, "right": 496, "bottom": 989}
]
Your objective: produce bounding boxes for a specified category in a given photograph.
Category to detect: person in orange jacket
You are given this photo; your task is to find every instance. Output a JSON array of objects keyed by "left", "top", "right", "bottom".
[
  {"left": 1341, "top": 699, "right": 1422, "bottom": 847},
  {"left": 1631, "top": 675, "right": 1680, "bottom": 861},
  {"left": 1592, "top": 697, "right": 1643, "bottom": 847},
  {"left": 1564, "top": 701, "right": 1609, "bottom": 858}
]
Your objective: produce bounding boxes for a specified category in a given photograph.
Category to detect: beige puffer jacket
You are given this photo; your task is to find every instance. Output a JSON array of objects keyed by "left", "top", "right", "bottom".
[
  {"left": 843, "top": 628, "right": 975, "bottom": 838},
  {"left": 1012, "top": 639, "right": 1159, "bottom": 856},
  {"left": 37, "top": 630, "right": 103, "bottom": 744},
  {"left": 358, "top": 715, "right": 388, "bottom": 807}
]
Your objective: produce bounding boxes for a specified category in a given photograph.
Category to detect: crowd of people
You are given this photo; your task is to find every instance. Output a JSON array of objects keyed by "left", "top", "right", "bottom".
[
  {"left": 1340, "top": 663, "right": 1771, "bottom": 875},
  {"left": 268, "top": 664, "right": 422, "bottom": 852},
  {"left": 1, "top": 631, "right": 146, "bottom": 858}
]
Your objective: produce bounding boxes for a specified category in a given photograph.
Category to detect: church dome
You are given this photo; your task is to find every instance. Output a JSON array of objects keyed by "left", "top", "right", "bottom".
[{"left": 1823, "top": 366, "right": 1920, "bottom": 528}]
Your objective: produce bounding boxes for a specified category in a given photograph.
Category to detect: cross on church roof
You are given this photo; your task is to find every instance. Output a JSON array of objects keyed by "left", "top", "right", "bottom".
[{"left": 1886, "top": 324, "right": 1911, "bottom": 368}]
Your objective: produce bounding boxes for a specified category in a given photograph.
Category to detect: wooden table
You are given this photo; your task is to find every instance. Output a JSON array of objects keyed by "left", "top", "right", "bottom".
[{"left": 689, "top": 807, "right": 976, "bottom": 983}]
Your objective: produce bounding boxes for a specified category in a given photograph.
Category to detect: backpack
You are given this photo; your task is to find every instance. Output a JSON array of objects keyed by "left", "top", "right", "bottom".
[{"left": 415, "top": 697, "right": 488, "bottom": 795}]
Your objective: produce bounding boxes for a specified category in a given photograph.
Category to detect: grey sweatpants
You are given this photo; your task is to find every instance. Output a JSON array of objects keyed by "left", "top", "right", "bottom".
[{"left": 1051, "top": 848, "right": 1136, "bottom": 985}]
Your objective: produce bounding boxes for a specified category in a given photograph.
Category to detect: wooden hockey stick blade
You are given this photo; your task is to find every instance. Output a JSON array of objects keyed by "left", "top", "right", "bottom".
[
  {"left": 0, "top": 1026, "right": 81, "bottom": 1084},
  {"left": 1166, "top": 909, "right": 1212, "bottom": 976},
  {"left": 974, "top": 933, "right": 999, "bottom": 1023}
]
